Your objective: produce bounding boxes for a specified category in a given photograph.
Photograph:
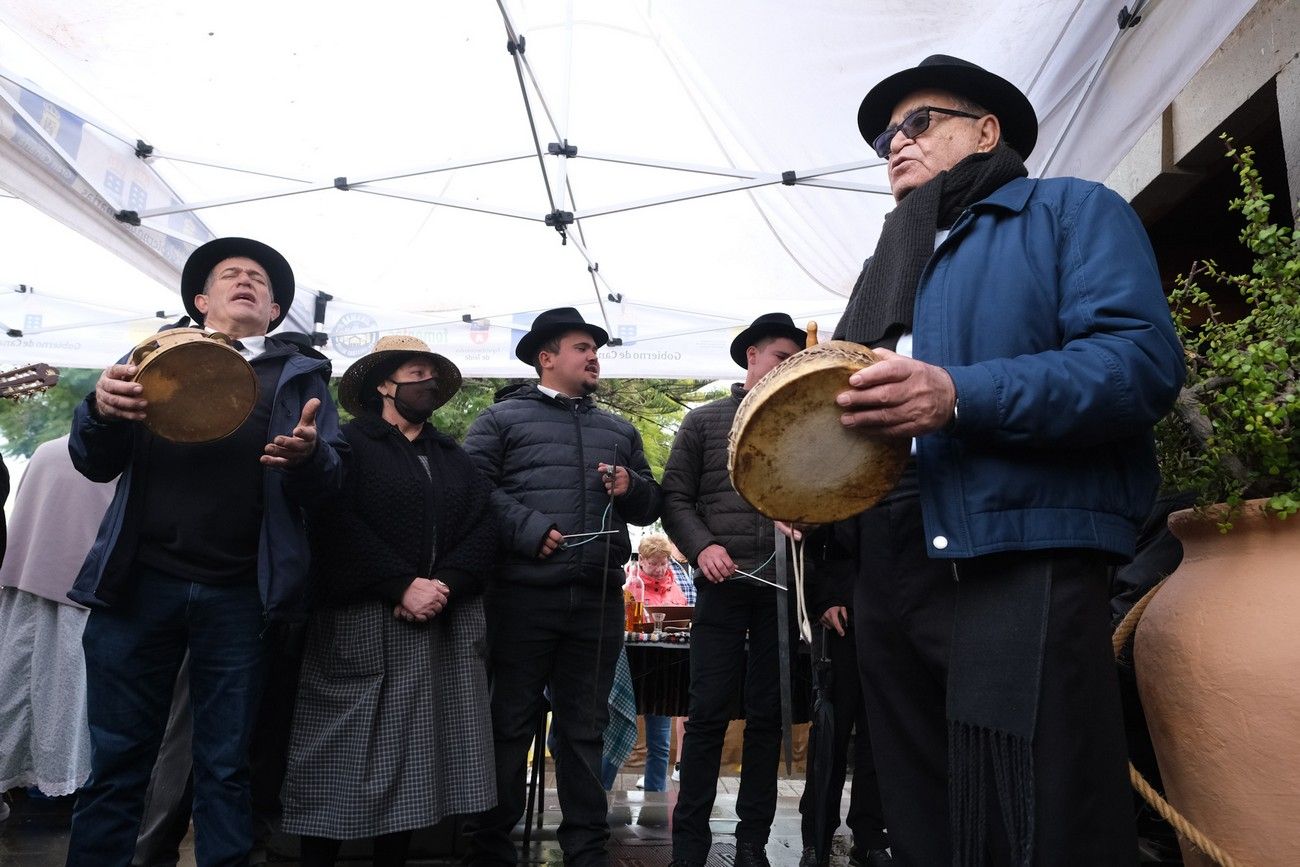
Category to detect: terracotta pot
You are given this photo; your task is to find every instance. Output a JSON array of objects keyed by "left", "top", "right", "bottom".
[{"left": 1135, "top": 500, "right": 1300, "bottom": 866}]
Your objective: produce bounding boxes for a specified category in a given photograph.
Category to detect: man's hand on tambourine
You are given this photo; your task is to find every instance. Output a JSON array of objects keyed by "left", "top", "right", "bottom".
[
  {"left": 696, "top": 543, "right": 736, "bottom": 583},
  {"left": 261, "top": 398, "right": 320, "bottom": 468},
  {"left": 836, "top": 348, "right": 957, "bottom": 438},
  {"left": 94, "top": 363, "right": 148, "bottom": 422}
]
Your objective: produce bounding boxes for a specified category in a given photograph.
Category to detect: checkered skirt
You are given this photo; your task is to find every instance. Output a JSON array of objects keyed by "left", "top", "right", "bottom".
[{"left": 279, "top": 594, "right": 496, "bottom": 838}]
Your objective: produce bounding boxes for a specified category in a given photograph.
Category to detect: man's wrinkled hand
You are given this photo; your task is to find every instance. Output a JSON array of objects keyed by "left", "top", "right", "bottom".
[
  {"left": 262, "top": 398, "right": 320, "bottom": 468},
  {"left": 836, "top": 348, "right": 956, "bottom": 438},
  {"left": 94, "top": 363, "right": 147, "bottom": 422}
]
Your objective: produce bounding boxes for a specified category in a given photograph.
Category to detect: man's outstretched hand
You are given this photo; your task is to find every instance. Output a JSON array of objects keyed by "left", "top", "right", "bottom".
[{"left": 262, "top": 398, "right": 320, "bottom": 468}]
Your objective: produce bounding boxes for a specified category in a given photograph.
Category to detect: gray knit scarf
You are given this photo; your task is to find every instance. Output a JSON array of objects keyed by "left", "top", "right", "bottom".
[{"left": 834, "top": 143, "right": 1027, "bottom": 348}]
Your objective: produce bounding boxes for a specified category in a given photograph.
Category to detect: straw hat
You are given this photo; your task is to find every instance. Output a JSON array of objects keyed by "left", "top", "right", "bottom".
[{"left": 338, "top": 335, "right": 462, "bottom": 417}]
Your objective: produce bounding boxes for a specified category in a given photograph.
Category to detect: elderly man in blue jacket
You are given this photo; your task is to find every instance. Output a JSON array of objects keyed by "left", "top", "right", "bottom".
[
  {"left": 831, "top": 57, "right": 1185, "bottom": 866},
  {"left": 64, "top": 237, "right": 345, "bottom": 867}
]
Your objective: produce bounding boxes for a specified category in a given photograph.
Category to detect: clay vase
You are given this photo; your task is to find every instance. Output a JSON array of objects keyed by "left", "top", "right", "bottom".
[{"left": 1134, "top": 500, "right": 1300, "bottom": 866}]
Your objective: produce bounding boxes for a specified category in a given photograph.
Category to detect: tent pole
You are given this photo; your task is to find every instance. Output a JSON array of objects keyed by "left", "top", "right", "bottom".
[{"left": 1037, "top": 0, "right": 1152, "bottom": 176}]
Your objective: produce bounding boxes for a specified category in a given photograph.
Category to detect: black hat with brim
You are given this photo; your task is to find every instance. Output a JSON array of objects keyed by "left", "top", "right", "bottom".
[
  {"left": 181, "top": 237, "right": 295, "bottom": 331},
  {"left": 857, "top": 54, "right": 1038, "bottom": 160},
  {"left": 729, "top": 312, "right": 807, "bottom": 368},
  {"left": 514, "top": 307, "right": 610, "bottom": 365}
]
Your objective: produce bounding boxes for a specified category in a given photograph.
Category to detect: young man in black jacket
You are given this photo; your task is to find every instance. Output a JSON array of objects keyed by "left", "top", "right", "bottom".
[
  {"left": 662, "top": 312, "right": 805, "bottom": 867},
  {"left": 462, "top": 307, "right": 662, "bottom": 867}
]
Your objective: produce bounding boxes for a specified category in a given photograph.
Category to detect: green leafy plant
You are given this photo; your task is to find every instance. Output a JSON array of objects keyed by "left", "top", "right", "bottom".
[{"left": 1155, "top": 135, "right": 1300, "bottom": 527}]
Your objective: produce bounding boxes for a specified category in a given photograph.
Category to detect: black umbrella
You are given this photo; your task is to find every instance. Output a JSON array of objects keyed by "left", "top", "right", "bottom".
[{"left": 807, "top": 626, "right": 838, "bottom": 865}]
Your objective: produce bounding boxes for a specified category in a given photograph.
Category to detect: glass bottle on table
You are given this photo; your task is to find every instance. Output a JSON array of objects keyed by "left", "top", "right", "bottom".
[{"left": 624, "top": 573, "right": 646, "bottom": 632}]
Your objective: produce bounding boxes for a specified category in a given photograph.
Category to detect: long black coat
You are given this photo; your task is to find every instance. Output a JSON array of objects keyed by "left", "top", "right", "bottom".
[{"left": 308, "top": 413, "right": 497, "bottom": 607}]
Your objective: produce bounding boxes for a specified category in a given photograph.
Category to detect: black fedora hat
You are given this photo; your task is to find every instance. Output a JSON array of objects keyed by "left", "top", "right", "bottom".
[
  {"left": 181, "top": 237, "right": 295, "bottom": 331},
  {"left": 857, "top": 54, "right": 1038, "bottom": 160},
  {"left": 729, "top": 312, "right": 807, "bottom": 368},
  {"left": 514, "top": 307, "right": 610, "bottom": 365},
  {"left": 338, "top": 334, "right": 462, "bottom": 418}
]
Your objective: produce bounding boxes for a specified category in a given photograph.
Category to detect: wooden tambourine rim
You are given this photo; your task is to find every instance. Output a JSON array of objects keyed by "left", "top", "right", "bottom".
[
  {"left": 129, "top": 329, "right": 258, "bottom": 444},
  {"left": 728, "top": 340, "right": 909, "bottom": 523}
]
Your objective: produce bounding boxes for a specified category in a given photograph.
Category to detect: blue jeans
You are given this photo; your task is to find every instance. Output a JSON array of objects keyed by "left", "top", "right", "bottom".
[
  {"left": 67, "top": 568, "right": 267, "bottom": 867},
  {"left": 642, "top": 715, "right": 672, "bottom": 792}
]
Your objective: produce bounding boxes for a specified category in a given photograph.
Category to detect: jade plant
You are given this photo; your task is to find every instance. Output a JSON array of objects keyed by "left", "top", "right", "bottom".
[{"left": 1155, "top": 135, "right": 1300, "bottom": 527}]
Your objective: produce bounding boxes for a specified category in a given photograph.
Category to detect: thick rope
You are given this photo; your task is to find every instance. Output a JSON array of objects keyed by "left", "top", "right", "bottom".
[{"left": 1113, "top": 580, "right": 1243, "bottom": 867}]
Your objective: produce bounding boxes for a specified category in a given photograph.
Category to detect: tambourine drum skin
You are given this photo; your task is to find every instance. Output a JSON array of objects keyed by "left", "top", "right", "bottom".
[
  {"left": 129, "top": 329, "right": 258, "bottom": 444},
  {"left": 728, "top": 340, "right": 909, "bottom": 524}
]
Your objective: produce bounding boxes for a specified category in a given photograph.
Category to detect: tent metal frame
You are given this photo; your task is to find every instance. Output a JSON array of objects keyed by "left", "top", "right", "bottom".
[{"left": 0, "top": 0, "right": 1155, "bottom": 350}]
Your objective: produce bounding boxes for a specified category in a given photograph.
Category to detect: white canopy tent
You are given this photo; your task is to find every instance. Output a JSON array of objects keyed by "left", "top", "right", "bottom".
[{"left": 0, "top": 0, "right": 1255, "bottom": 378}]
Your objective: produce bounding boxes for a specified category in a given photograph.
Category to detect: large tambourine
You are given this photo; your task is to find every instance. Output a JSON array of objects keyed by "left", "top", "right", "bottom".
[
  {"left": 728, "top": 340, "right": 909, "bottom": 524},
  {"left": 129, "top": 328, "right": 258, "bottom": 444}
]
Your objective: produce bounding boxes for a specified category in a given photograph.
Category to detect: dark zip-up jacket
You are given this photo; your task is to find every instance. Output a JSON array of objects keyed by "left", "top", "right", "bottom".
[
  {"left": 67, "top": 330, "right": 346, "bottom": 621},
  {"left": 660, "top": 383, "right": 781, "bottom": 585},
  {"left": 462, "top": 383, "right": 661, "bottom": 590}
]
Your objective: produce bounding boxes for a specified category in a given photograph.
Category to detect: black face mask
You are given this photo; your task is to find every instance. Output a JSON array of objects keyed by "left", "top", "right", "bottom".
[{"left": 384, "top": 377, "right": 440, "bottom": 423}]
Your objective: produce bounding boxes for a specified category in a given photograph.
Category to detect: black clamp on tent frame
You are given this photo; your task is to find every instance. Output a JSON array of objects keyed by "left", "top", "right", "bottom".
[
  {"left": 607, "top": 337, "right": 623, "bottom": 346},
  {"left": 115, "top": 210, "right": 141, "bottom": 226},
  {"left": 311, "top": 291, "right": 333, "bottom": 346},
  {"left": 334, "top": 177, "right": 350, "bottom": 191},
  {"left": 546, "top": 209, "right": 574, "bottom": 243},
  {"left": 1117, "top": 5, "right": 1143, "bottom": 29},
  {"left": 134, "top": 139, "right": 154, "bottom": 159},
  {"left": 781, "top": 170, "right": 798, "bottom": 185},
  {"left": 507, "top": 35, "right": 526, "bottom": 55},
  {"left": 6, "top": 328, "right": 22, "bottom": 337},
  {"left": 548, "top": 141, "right": 578, "bottom": 158}
]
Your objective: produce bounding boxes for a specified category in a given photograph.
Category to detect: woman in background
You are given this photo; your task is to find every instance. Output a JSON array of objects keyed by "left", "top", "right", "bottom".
[{"left": 629, "top": 533, "right": 687, "bottom": 791}]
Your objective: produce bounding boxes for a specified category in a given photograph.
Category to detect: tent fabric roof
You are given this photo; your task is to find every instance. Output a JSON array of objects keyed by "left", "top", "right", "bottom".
[{"left": 0, "top": 0, "right": 1255, "bottom": 377}]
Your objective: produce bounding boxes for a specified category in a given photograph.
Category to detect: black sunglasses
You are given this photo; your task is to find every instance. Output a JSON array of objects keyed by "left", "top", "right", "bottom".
[{"left": 872, "top": 105, "right": 984, "bottom": 159}]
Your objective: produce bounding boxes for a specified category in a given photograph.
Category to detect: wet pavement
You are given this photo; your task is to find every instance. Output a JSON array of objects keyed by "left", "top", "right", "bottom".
[{"left": 0, "top": 774, "right": 836, "bottom": 866}]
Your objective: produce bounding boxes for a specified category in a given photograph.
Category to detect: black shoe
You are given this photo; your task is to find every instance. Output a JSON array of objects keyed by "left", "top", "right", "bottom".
[
  {"left": 848, "top": 847, "right": 893, "bottom": 867},
  {"left": 734, "top": 841, "right": 772, "bottom": 867},
  {"left": 798, "top": 845, "right": 826, "bottom": 867}
]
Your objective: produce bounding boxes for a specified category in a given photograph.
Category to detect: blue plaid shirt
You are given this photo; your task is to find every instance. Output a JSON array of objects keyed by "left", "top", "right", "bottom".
[{"left": 669, "top": 559, "right": 696, "bottom": 604}]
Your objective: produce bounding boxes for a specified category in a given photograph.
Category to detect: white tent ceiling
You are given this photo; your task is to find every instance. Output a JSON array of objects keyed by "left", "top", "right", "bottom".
[{"left": 0, "top": 0, "right": 1254, "bottom": 378}]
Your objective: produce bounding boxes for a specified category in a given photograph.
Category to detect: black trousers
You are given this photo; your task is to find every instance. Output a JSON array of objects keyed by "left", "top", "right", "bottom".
[
  {"left": 465, "top": 583, "right": 623, "bottom": 867},
  {"left": 672, "top": 579, "right": 785, "bottom": 863},
  {"left": 798, "top": 621, "right": 887, "bottom": 855},
  {"left": 851, "top": 489, "right": 1136, "bottom": 867}
]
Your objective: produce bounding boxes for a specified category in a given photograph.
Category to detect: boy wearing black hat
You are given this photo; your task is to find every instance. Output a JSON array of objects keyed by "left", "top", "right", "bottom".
[
  {"left": 65, "top": 237, "right": 346, "bottom": 867},
  {"left": 462, "top": 307, "right": 662, "bottom": 867},
  {"left": 833, "top": 56, "right": 1184, "bottom": 865}
]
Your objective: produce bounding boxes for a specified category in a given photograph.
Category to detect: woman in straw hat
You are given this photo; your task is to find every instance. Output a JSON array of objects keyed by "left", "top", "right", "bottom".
[{"left": 280, "top": 336, "right": 497, "bottom": 867}]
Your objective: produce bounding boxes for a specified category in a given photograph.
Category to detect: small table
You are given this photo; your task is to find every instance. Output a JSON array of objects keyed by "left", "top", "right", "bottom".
[{"left": 624, "top": 637, "right": 812, "bottom": 721}]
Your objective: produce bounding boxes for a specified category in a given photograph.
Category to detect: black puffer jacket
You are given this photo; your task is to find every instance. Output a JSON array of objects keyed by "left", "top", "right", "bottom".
[
  {"left": 661, "top": 383, "right": 780, "bottom": 584},
  {"left": 463, "top": 383, "right": 661, "bottom": 590}
]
